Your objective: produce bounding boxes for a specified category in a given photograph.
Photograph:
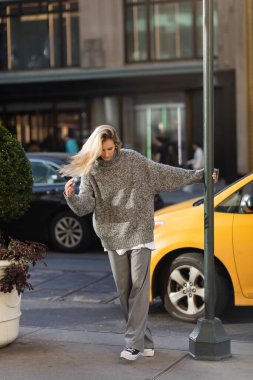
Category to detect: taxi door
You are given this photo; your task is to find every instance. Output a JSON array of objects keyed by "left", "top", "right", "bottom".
[{"left": 232, "top": 182, "right": 253, "bottom": 299}]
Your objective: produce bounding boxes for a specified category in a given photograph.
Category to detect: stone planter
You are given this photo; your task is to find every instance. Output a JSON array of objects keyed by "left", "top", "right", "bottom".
[{"left": 0, "top": 261, "right": 21, "bottom": 348}]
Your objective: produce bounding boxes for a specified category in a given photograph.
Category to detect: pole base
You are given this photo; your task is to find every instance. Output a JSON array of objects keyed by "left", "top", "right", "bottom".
[{"left": 189, "top": 317, "right": 231, "bottom": 360}]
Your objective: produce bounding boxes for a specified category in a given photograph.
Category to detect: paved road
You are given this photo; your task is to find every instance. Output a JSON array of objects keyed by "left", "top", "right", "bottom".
[{"left": 21, "top": 251, "right": 253, "bottom": 343}]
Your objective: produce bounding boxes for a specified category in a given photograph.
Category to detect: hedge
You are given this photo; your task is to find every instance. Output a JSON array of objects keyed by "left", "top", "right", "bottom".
[{"left": 0, "top": 125, "right": 33, "bottom": 224}]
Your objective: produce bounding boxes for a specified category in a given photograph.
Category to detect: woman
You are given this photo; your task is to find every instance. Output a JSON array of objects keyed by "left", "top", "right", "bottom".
[{"left": 61, "top": 125, "right": 218, "bottom": 361}]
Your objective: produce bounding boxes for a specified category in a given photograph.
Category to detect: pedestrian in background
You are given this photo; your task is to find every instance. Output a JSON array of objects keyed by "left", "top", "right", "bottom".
[
  {"left": 187, "top": 142, "right": 204, "bottom": 169},
  {"left": 184, "top": 142, "right": 205, "bottom": 193},
  {"left": 65, "top": 128, "right": 79, "bottom": 154},
  {"left": 153, "top": 136, "right": 171, "bottom": 164},
  {"left": 60, "top": 125, "right": 218, "bottom": 361}
]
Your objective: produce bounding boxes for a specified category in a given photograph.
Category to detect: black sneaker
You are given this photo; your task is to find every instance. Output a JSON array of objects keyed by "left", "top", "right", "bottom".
[{"left": 120, "top": 347, "right": 141, "bottom": 361}]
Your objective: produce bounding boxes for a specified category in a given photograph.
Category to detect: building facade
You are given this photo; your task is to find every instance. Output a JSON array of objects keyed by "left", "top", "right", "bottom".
[{"left": 0, "top": 0, "right": 251, "bottom": 182}]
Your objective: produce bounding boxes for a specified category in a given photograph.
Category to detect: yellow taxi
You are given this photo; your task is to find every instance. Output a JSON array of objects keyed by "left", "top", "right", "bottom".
[{"left": 151, "top": 172, "right": 253, "bottom": 322}]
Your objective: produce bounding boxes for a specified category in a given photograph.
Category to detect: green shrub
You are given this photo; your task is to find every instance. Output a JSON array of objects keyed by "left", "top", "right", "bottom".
[{"left": 0, "top": 125, "right": 33, "bottom": 224}]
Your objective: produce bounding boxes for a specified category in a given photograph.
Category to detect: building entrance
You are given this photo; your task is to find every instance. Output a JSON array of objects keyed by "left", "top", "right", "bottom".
[
  {"left": 133, "top": 102, "right": 186, "bottom": 166},
  {"left": 0, "top": 102, "right": 88, "bottom": 152}
]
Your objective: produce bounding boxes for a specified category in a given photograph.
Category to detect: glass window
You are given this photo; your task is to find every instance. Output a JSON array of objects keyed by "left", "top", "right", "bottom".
[
  {"left": 150, "top": 2, "right": 193, "bottom": 60},
  {"left": 126, "top": 4, "right": 148, "bottom": 61},
  {"left": 125, "top": 0, "right": 218, "bottom": 62},
  {"left": 215, "top": 182, "right": 253, "bottom": 214},
  {"left": 52, "top": 12, "right": 61, "bottom": 67},
  {"left": 31, "top": 160, "right": 64, "bottom": 184},
  {"left": 133, "top": 102, "right": 186, "bottom": 165},
  {"left": 10, "top": 14, "right": 50, "bottom": 69},
  {"left": 1, "top": 106, "right": 86, "bottom": 152},
  {"left": 0, "top": 1, "right": 79, "bottom": 70},
  {"left": 215, "top": 191, "right": 242, "bottom": 214},
  {"left": 70, "top": 14, "right": 80, "bottom": 66}
]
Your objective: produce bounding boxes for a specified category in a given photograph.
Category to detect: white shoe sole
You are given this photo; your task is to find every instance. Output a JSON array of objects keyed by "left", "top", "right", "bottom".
[
  {"left": 142, "top": 349, "right": 155, "bottom": 357},
  {"left": 120, "top": 351, "right": 141, "bottom": 361}
]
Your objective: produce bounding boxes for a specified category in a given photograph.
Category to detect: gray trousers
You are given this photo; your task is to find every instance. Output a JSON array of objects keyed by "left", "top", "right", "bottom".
[{"left": 108, "top": 248, "right": 154, "bottom": 352}]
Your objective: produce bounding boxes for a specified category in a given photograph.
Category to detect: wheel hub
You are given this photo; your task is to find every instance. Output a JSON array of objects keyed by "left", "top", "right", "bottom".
[
  {"left": 183, "top": 282, "right": 196, "bottom": 298},
  {"left": 167, "top": 263, "right": 205, "bottom": 317}
]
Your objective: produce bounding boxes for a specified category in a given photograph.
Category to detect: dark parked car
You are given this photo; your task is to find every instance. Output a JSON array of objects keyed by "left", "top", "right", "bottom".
[
  {"left": 4, "top": 153, "right": 99, "bottom": 252},
  {"left": 4, "top": 152, "right": 164, "bottom": 252}
]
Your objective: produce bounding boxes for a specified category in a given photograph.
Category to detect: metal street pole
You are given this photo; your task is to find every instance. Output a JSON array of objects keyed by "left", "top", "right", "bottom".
[
  {"left": 188, "top": 0, "right": 231, "bottom": 360},
  {"left": 203, "top": 0, "right": 215, "bottom": 322}
]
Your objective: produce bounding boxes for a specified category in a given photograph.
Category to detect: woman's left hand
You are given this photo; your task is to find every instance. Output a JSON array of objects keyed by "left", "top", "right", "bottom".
[{"left": 65, "top": 178, "right": 75, "bottom": 197}]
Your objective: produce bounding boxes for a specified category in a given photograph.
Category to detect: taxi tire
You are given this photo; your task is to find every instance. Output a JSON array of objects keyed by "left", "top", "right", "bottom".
[{"left": 163, "top": 252, "right": 230, "bottom": 322}]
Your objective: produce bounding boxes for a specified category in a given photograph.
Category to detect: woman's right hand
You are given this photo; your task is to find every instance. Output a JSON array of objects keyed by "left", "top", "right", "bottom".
[{"left": 65, "top": 178, "right": 75, "bottom": 197}]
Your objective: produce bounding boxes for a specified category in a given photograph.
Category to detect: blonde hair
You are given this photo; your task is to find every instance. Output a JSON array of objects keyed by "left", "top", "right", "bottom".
[{"left": 60, "top": 125, "right": 122, "bottom": 177}]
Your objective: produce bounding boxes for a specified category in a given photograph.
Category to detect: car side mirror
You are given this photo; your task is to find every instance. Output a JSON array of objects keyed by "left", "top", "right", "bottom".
[{"left": 240, "top": 194, "right": 253, "bottom": 214}]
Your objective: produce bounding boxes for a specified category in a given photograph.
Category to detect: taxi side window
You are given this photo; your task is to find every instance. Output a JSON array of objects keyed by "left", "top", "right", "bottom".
[
  {"left": 215, "top": 181, "right": 253, "bottom": 214},
  {"left": 215, "top": 191, "right": 241, "bottom": 213}
]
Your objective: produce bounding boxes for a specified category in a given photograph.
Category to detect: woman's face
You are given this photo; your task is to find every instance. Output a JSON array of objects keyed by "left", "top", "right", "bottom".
[{"left": 101, "top": 139, "right": 116, "bottom": 161}]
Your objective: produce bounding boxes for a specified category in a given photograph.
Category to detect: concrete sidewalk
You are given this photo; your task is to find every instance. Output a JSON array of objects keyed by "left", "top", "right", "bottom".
[
  {"left": 1, "top": 325, "right": 252, "bottom": 380},
  {"left": 2, "top": 261, "right": 253, "bottom": 380}
]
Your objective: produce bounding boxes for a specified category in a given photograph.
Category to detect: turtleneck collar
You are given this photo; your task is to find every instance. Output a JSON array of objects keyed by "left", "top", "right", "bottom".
[{"left": 95, "top": 150, "right": 121, "bottom": 168}]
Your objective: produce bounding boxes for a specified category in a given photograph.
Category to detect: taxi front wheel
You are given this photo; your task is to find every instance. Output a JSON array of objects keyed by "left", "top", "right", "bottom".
[{"left": 162, "top": 252, "right": 230, "bottom": 322}]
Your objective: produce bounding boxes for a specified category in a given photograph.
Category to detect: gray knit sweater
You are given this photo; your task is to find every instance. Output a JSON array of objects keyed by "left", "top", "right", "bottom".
[{"left": 65, "top": 149, "right": 204, "bottom": 250}]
